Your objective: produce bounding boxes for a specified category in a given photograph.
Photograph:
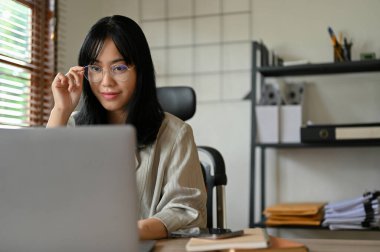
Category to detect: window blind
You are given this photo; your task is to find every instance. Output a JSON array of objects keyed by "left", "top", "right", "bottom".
[{"left": 0, "top": 0, "right": 56, "bottom": 128}]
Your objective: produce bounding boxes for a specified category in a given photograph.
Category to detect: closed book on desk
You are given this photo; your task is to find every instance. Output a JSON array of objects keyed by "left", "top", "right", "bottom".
[
  {"left": 186, "top": 228, "right": 269, "bottom": 252},
  {"left": 301, "top": 123, "right": 380, "bottom": 143},
  {"left": 223, "top": 236, "right": 308, "bottom": 252}
]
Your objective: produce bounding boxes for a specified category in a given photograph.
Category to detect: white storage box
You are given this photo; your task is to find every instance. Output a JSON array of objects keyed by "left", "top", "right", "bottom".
[
  {"left": 256, "top": 105, "right": 279, "bottom": 143},
  {"left": 280, "top": 105, "right": 302, "bottom": 143},
  {"left": 256, "top": 105, "right": 303, "bottom": 144}
]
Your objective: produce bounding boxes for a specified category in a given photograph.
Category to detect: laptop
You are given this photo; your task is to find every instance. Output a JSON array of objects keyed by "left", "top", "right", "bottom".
[{"left": 0, "top": 126, "right": 154, "bottom": 252}]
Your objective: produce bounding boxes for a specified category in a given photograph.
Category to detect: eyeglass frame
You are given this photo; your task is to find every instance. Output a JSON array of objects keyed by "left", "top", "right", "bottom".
[{"left": 83, "top": 64, "right": 135, "bottom": 83}]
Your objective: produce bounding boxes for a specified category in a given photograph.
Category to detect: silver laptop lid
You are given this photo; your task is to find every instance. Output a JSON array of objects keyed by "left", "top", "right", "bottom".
[{"left": 0, "top": 126, "right": 138, "bottom": 252}]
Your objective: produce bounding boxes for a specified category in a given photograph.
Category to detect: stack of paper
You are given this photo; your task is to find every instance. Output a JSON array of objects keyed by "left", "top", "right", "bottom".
[
  {"left": 264, "top": 202, "right": 325, "bottom": 226},
  {"left": 322, "top": 191, "right": 380, "bottom": 230}
]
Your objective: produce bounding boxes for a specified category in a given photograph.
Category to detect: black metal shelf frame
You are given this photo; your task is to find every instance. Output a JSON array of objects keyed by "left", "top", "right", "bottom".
[
  {"left": 249, "top": 41, "right": 380, "bottom": 228},
  {"left": 258, "top": 59, "right": 380, "bottom": 77}
]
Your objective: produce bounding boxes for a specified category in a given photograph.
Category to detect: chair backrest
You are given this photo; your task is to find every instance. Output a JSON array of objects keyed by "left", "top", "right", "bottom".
[
  {"left": 156, "top": 86, "right": 195, "bottom": 121},
  {"left": 156, "top": 86, "right": 227, "bottom": 228}
]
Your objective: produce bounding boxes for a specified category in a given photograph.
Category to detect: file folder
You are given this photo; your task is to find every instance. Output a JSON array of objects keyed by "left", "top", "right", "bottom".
[{"left": 264, "top": 202, "right": 325, "bottom": 226}]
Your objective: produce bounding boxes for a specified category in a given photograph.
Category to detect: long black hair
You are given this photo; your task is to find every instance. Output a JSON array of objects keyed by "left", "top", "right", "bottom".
[{"left": 75, "top": 15, "right": 164, "bottom": 146}]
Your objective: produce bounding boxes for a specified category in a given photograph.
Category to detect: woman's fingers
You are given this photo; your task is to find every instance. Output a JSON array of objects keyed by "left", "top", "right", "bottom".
[
  {"left": 67, "top": 66, "right": 84, "bottom": 90},
  {"left": 52, "top": 66, "right": 84, "bottom": 92},
  {"left": 66, "top": 72, "right": 77, "bottom": 92},
  {"left": 50, "top": 67, "right": 83, "bottom": 112},
  {"left": 71, "top": 71, "right": 82, "bottom": 88},
  {"left": 54, "top": 72, "right": 68, "bottom": 88}
]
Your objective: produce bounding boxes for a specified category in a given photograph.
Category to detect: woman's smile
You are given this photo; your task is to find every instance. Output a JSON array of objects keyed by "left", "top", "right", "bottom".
[{"left": 101, "top": 91, "right": 121, "bottom": 100}]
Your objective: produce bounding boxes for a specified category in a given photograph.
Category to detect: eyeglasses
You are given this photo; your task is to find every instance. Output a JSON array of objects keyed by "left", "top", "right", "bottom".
[{"left": 83, "top": 64, "right": 134, "bottom": 83}]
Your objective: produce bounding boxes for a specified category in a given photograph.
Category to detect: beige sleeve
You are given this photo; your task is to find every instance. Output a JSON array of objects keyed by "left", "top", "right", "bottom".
[{"left": 152, "top": 124, "right": 207, "bottom": 232}]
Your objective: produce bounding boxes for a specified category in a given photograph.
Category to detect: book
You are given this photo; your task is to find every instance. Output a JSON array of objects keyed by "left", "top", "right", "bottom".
[
  {"left": 300, "top": 123, "right": 380, "bottom": 143},
  {"left": 185, "top": 228, "right": 269, "bottom": 252},
  {"left": 222, "top": 236, "right": 308, "bottom": 252}
]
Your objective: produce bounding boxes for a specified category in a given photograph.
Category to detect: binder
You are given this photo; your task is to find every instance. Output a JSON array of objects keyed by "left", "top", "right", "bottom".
[{"left": 300, "top": 123, "right": 380, "bottom": 143}]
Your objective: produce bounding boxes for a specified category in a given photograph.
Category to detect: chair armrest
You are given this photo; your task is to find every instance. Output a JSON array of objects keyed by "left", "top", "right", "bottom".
[{"left": 197, "top": 146, "right": 227, "bottom": 186}]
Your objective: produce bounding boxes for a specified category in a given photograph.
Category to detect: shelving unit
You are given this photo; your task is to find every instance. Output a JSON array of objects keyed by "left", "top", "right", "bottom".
[{"left": 249, "top": 41, "right": 380, "bottom": 228}]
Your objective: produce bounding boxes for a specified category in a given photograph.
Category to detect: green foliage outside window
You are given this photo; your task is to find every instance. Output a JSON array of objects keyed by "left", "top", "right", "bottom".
[{"left": 0, "top": 0, "right": 32, "bottom": 127}]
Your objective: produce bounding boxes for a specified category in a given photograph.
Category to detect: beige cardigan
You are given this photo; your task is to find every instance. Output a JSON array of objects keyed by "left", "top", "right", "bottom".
[{"left": 68, "top": 112, "right": 207, "bottom": 232}]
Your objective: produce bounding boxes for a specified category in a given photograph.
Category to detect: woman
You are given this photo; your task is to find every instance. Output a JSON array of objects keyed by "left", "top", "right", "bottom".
[{"left": 47, "top": 15, "right": 207, "bottom": 240}]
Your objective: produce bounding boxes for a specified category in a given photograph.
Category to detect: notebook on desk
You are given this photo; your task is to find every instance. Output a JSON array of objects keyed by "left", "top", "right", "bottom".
[{"left": 0, "top": 126, "right": 154, "bottom": 252}]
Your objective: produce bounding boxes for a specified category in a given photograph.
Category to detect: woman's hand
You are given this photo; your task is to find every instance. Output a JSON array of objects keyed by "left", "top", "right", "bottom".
[
  {"left": 47, "top": 66, "right": 84, "bottom": 127},
  {"left": 51, "top": 66, "right": 84, "bottom": 113},
  {"left": 138, "top": 218, "right": 168, "bottom": 240}
]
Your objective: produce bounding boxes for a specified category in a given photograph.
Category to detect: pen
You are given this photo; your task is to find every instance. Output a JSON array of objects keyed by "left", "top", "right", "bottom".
[
  {"left": 339, "top": 32, "right": 343, "bottom": 45},
  {"left": 343, "top": 37, "right": 352, "bottom": 61},
  {"left": 327, "top": 26, "right": 338, "bottom": 46},
  {"left": 328, "top": 26, "right": 344, "bottom": 61}
]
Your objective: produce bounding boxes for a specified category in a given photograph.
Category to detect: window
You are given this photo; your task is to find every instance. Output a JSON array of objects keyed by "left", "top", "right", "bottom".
[{"left": 0, "top": 0, "right": 56, "bottom": 128}]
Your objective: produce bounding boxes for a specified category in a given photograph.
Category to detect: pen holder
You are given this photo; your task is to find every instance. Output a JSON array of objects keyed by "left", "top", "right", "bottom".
[
  {"left": 333, "top": 44, "right": 345, "bottom": 62},
  {"left": 343, "top": 43, "right": 352, "bottom": 61},
  {"left": 333, "top": 43, "right": 352, "bottom": 62}
]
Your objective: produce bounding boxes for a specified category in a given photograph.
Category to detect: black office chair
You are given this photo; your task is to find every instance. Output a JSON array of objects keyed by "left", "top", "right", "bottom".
[{"left": 156, "top": 86, "right": 227, "bottom": 229}]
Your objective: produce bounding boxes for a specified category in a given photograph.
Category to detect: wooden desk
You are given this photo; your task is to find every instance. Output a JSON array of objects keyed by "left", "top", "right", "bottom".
[
  {"left": 294, "top": 238, "right": 380, "bottom": 252},
  {"left": 153, "top": 238, "right": 380, "bottom": 252},
  {"left": 153, "top": 238, "right": 188, "bottom": 252}
]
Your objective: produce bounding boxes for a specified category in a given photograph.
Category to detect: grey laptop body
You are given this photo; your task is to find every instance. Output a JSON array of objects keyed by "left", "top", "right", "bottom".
[{"left": 0, "top": 126, "right": 141, "bottom": 252}]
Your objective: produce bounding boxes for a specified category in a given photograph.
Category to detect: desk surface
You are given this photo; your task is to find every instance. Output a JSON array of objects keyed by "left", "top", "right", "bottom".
[
  {"left": 153, "top": 238, "right": 380, "bottom": 252},
  {"left": 154, "top": 238, "right": 187, "bottom": 252}
]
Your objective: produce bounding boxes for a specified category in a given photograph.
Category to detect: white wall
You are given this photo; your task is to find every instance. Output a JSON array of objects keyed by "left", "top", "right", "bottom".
[
  {"left": 57, "top": 0, "right": 380, "bottom": 238},
  {"left": 57, "top": 0, "right": 101, "bottom": 72},
  {"left": 57, "top": 0, "right": 139, "bottom": 72}
]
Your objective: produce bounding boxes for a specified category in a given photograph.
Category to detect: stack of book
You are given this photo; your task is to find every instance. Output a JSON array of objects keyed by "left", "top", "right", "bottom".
[
  {"left": 186, "top": 228, "right": 308, "bottom": 252},
  {"left": 264, "top": 202, "right": 325, "bottom": 226},
  {"left": 186, "top": 228, "right": 269, "bottom": 251},
  {"left": 322, "top": 191, "right": 380, "bottom": 230}
]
